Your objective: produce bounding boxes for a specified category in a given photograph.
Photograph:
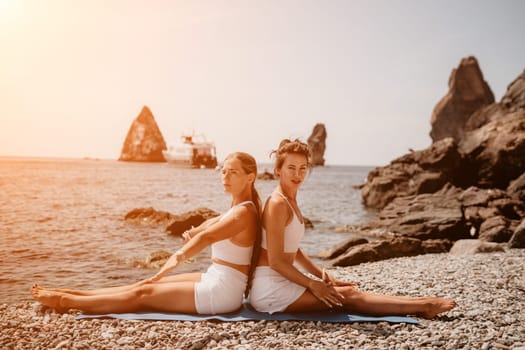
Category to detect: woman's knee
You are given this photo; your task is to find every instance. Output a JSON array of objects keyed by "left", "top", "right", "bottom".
[
  {"left": 339, "top": 286, "right": 360, "bottom": 301},
  {"left": 133, "top": 284, "right": 154, "bottom": 302}
]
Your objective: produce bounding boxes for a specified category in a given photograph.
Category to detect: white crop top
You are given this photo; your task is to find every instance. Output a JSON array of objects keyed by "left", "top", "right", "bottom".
[
  {"left": 211, "top": 201, "right": 255, "bottom": 265},
  {"left": 261, "top": 192, "right": 305, "bottom": 253}
]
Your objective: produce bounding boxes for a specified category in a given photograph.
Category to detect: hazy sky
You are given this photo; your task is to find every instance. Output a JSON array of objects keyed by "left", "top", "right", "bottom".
[{"left": 1, "top": 0, "right": 524, "bottom": 165}]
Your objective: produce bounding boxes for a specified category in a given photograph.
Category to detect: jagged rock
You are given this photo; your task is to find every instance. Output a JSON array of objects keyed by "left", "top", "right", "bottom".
[
  {"left": 317, "top": 237, "right": 368, "bottom": 259},
  {"left": 165, "top": 208, "right": 220, "bottom": 236},
  {"left": 363, "top": 185, "right": 469, "bottom": 240},
  {"left": 430, "top": 56, "right": 495, "bottom": 143},
  {"left": 307, "top": 124, "right": 327, "bottom": 166},
  {"left": 458, "top": 110, "right": 525, "bottom": 188},
  {"left": 119, "top": 106, "right": 167, "bottom": 162},
  {"left": 361, "top": 138, "right": 462, "bottom": 209},
  {"left": 507, "top": 172, "right": 525, "bottom": 202},
  {"left": 509, "top": 219, "right": 525, "bottom": 248},
  {"left": 124, "top": 207, "right": 175, "bottom": 226},
  {"left": 329, "top": 237, "right": 451, "bottom": 267},
  {"left": 449, "top": 239, "right": 505, "bottom": 255},
  {"left": 361, "top": 60, "right": 525, "bottom": 210},
  {"left": 478, "top": 215, "right": 514, "bottom": 243},
  {"left": 501, "top": 69, "right": 525, "bottom": 113}
]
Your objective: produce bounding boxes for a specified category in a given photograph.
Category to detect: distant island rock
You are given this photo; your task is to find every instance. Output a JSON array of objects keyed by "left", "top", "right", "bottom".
[
  {"left": 307, "top": 123, "right": 327, "bottom": 166},
  {"left": 326, "top": 56, "right": 525, "bottom": 266},
  {"left": 119, "top": 106, "right": 167, "bottom": 162}
]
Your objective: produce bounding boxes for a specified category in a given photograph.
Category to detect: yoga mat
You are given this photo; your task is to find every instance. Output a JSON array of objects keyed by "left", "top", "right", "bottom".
[{"left": 76, "top": 305, "right": 419, "bottom": 324}]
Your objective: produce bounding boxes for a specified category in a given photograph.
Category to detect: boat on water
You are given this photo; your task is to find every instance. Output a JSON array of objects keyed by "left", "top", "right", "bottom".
[{"left": 162, "top": 133, "right": 218, "bottom": 169}]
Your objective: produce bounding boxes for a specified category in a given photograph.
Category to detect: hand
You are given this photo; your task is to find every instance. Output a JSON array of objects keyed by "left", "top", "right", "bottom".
[
  {"left": 308, "top": 279, "right": 344, "bottom": 308},
  {"left": 142, "top": 271, "right": 164, "bottom": 285},
  {"left": 331, "top": 279, "right": 358, "bottom": 287},
  {"left": 322, "top": 270, "right": 357, "bottom": 288}
]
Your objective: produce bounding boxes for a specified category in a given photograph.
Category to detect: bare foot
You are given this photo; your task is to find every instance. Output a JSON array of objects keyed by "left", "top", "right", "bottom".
[
  {"left": 31, "top": 285, "right": 67, "bottom": 313},
  {"left": 421, "top": 298, "right": 457, "bottom": 319}
]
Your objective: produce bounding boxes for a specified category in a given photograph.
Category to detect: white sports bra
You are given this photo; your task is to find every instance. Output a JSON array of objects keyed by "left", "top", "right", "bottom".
[
  {"left": 211, "top": 201, "right": 255, "bottom": 265},
  {"left": 261, "top": 192, "right": 304, "bottom": 253}
]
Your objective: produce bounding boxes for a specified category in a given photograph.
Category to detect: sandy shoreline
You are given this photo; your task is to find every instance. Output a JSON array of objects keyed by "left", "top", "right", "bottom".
[{"left": 2, "top": 250, "right": 524, "bottom": 350}]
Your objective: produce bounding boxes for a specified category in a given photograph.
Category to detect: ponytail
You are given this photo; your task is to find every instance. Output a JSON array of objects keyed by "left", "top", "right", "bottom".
[{"left": 244, "top": 184, "right": 262, "bottom": 298}]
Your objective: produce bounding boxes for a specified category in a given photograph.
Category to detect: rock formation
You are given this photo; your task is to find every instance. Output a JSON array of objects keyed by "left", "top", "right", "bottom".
[
  {"left": 430, "top": 56, "right": 495, "bottom": 143},
  {"left": 165, "top": 208, "right": 220, "bottom": 236},
  {"left": 325, "top": 58, "right": 525, "bottom": 266},
  {"left": 307, "top": 123, "right": 327, "bottom": 166},
  {"left": 362, "top": 63, "right": 525, "bottom": 210},
  {"left": 119, "top": 106, "right": 167, "bottom": 162}
]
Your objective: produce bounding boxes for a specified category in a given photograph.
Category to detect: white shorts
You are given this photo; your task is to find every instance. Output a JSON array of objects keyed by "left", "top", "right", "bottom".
[
  {"left": 248, "top": 266, "right": 306, "bottom": 314},
  {"left": 194, "top": 263, "right": 247, "bottom": 314}
]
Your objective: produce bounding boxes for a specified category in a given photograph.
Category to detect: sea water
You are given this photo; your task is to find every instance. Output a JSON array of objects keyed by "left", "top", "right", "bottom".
[{"left": 0, "top": 157, "right": 376, "bottom": 304}]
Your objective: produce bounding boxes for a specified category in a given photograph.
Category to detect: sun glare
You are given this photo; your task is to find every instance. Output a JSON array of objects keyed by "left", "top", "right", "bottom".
[{"left": 0, "top": 0, "right": 22, "bottom": 22}]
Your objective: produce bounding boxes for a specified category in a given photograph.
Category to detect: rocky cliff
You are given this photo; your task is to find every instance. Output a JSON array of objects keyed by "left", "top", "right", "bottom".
[
  {"left": 119, "top": 106, "right": 167, "bottom": 162},
  {"left": 325, "top": 57, "right": 525, "bottom": 266}
]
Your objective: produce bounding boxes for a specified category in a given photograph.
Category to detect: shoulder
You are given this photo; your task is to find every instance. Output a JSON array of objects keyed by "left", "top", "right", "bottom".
[
  {"left": 229, "top": 203, "right": 257, "bottom": 222},
  {"left": 266, "top": 194, "right": 291, "bottom": 217}
]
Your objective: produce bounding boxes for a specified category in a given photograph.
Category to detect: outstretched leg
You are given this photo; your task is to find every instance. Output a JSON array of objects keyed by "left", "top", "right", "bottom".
[
  {"left": 32, "top": 281, "right": 198, "bottom": 314},
  {"left": 286, "top": 286, "right": 456, "bottom": 319},
  {"left": 35, "top": 272, "right": 202, "bottom": 297}
]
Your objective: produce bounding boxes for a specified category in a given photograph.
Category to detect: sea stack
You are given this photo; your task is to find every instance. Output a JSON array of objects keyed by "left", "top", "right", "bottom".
[
  {"left": 307, "top": 123, "right": 327, "bottom": 166},
  {"left": 430, "top": 56, "right": 495, "bottom": 143},
  {"left": 119, "top": 106, "right": 167, "bottom": 162}
]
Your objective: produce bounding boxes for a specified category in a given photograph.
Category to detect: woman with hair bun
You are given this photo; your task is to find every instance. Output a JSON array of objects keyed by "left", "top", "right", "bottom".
[{"left": 249, "top": 139, "right": 456, "bottom": 319}]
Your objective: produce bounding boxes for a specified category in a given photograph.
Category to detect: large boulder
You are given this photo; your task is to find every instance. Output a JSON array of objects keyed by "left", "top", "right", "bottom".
[
  {"left": 307, "top": 123, "right": 327, "bottom": 166},
  {"left": 478, "top": 215, "right": 514, "bottom": 243},
  {"left": 508, "top": 219, "right": 525, "bottom": 248},
  {"left": 449, "top": 239, "right": 505, "bottom": 255},
  {"left": 363, "top": 184, "right": 469, "bottom": 240},
  {"left": 329, "top": 237, "right": 451, "bottom": 267},
  {"left": 430, "top": 56, "right": 495, "bottom": 143},
  {"left": 119, "top": 106, "right": 167, "bottom": 162},
  {"left": 165, "top": 207, "right": 220, "bottom": 236},
  {"left": 125, "top": 207, "right": 175, "bottom": 226}
]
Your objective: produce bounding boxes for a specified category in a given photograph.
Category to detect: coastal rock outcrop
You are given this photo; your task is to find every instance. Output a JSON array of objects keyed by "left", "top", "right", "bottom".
[
  {"left": 125, "top": 207, "right": 175, "bottom": 226},
  {"left": 125, "top": 207, "right": 220, "bottom": 236},
  {"left": 361, "top": 59, "right": 525, "bottom": 210},
  {"left": 329, "top": 58, "right": 525, "bottom": 266},
  {"left": 307, "top": 123, "right": 327, "bottom": 166},
  {"left": 329, "top": 237, "right": 453, "bottom": 267},
  {"left": 449, "top": 239, "right": 505, "bottom": 255},
  {"left": 430, "top": 56, "right": 495, "bottom": 143},
  {"left": 165, "top": 208, "right": 220, "bottom": 236},
  {"left": 361, "top": 137, "right": 462, "bottom": 209},
  {"left": 119, "top": 106, "right": 167, "bottom": 162},
  {"left": 509, "top": 219, "right": 525, "bottom": 248}
]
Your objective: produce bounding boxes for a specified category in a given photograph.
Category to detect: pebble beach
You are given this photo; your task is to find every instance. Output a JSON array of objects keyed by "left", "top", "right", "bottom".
[{"left": 2, "top": 249, "right": 524, "bottom": 350}]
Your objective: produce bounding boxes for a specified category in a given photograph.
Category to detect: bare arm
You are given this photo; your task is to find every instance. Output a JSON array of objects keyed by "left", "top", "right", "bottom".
[
  {"left": 296, "top": 248, "right": 357, "bottom": 287},
  {"left": 150, "top": 206, "right": 255, "bottom": 281},
  {"left": 264, "top": 197, "right": 343, "bottom": 307},
  {"left": 182, "top": 216, "right": 221, "bottom": 241},
  {"left": 295, "top": 248, "right": 323, "bottom": 278}
]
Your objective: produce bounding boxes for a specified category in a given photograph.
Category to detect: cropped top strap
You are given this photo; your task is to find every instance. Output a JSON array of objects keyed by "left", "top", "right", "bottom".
[
  {"left": 260, "top": 192, "right": 305, "bottom": 253},
  {"left": 211, "top": 201, "right": 255, "bottom": 265}
]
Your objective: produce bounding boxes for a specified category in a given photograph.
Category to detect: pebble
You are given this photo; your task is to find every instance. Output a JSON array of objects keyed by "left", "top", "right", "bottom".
[{"left": 2, "top": 250, "right": 524, "bottom": 349}]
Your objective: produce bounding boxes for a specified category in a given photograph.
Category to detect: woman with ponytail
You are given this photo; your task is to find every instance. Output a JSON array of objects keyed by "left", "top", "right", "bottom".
[
  {"left": 249, "top": 139, "right": 456, "bottom": 319},
  {"left": 32, "top": 152, "right": 261, "bottom": 315}
]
